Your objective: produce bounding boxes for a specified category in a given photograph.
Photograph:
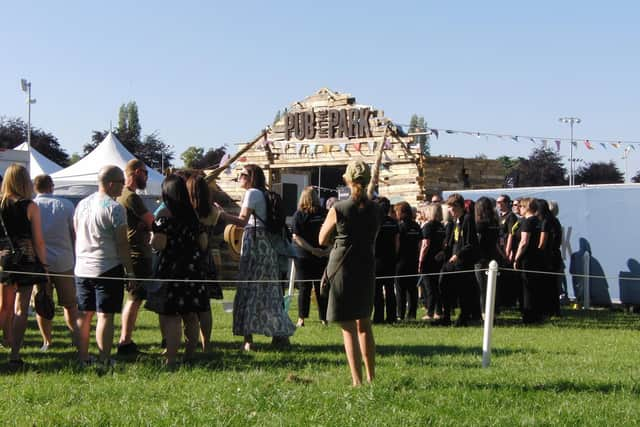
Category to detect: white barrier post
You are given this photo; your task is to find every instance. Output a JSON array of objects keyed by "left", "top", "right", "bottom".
[
  {"left": 284, "top": 260, "right": 296, "bottom": 312},
  {"left": 583, "top": 251, "right": 590, "bottom": 309},
  {"left": 482, "top": 260, "right": 499, "bottom": 368}
]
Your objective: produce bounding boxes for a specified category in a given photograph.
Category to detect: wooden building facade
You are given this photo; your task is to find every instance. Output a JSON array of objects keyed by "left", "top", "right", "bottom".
[{"left": 215, "top": 88, "right": 504, "bottom": 208}]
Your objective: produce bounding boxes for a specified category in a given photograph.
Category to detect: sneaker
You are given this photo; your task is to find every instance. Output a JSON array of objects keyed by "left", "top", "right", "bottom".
[{"left": 117, "top": 341, "right": 140, "bottom": 357}]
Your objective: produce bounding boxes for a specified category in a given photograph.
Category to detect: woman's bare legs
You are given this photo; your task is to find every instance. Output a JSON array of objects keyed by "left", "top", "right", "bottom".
[
  {"left": 340, "top": 320, "right": 363, "bottom": 386},
  {"left": 356, "top": 318, "right": 375, "bottom": 383},
  {"left": 10, "top": 285, "right": 33, "bottom": 361},
  {"left": 160, "top": 314, "right": 181, "bottom": 366},
  {"left": 0, "top": 284, "right": 16, "bottom": 347}
]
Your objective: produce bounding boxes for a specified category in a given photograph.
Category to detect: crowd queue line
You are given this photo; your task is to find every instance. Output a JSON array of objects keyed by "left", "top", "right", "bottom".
[{"left": 0, "top": 160, "right": 563, "bottom": 386}]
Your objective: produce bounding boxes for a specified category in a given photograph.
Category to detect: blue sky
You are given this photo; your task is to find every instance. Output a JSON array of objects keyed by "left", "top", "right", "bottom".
[{"left": 2, "top": 1, "right": 639, "bottom": 178}]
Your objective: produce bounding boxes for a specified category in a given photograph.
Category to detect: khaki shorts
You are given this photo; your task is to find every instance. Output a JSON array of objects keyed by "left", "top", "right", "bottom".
[
  {"left": 127, "top": 257, "right": 152, "bottom": 300},
  {"left": 47, "top": 269, "right": 77, "bottom": 307}
]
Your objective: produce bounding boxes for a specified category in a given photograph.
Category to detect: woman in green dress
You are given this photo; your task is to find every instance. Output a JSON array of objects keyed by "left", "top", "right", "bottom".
[{"left": 319, "top": 160, "right": 381, "bottom": 386}]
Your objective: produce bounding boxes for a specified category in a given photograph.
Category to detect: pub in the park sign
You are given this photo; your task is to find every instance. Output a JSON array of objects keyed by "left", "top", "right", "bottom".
[{"left": 284, "top": 108, "right": 373, "bottom": 141}]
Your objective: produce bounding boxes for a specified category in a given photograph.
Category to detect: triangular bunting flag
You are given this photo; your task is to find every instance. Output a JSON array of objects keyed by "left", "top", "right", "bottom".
[
  {"left": 354, "top": 142, "right": 361, "bottom": 152},
  {"left": 295, "top": 143, "right": 303, "bottom": 155},
  {"left": 512, "top": 136, "right": 519, "bottom": 142},
  {"left": 630, "top": 145, "right": 636, "bottom": 151},
  {"left": 445, "top": 130, "right": 455, "bottom": 134},
  {"left": 600, "top": 143, "right": 607, "bottom": 150},
  {"left": 383, "top": 138, "right": 391, "bottom": 149},
  {"left": 431, "top": 129, "right": 439, "bottom": 139},
  {"left": 555, "top": 140, "right": 561, "bottom": 151},
  {"left": 339, "top": 143, "right": 347, "bottom": 152},
  {"left": 368, "top": 141, "right": 376, "bottom": 153},
  {"left": 584, "top": 140, "right": 594, "bottom": 150},
  {"left": 612, "top": 142, "right": 620, "bottom": 149},
  {"left": 323, "top": 144, "right": 332, "bottom": 153}
]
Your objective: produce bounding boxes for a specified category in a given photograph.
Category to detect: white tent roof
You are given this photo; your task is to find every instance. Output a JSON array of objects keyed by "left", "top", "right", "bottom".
[
  {"left": 15, "top": 142, "right": 63, "bottom": 179},
  {"left": 50, "top": 132, "right": 164, "bottom": 195}
]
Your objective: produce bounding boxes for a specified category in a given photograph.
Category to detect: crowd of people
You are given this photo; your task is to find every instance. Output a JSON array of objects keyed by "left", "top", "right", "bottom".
[
  {"left": 0, "top": 159, "right": 564, "bottom": 384},
  {"left": 294, "top": 190, "right": 565, "bottom": 329}
]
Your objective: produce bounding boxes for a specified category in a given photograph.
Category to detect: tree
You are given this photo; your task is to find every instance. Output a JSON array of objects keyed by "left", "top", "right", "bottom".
[
  {"left": 68, "top": 153, "right": 82, "bottom": 165},
  {"left": 197, "top": 146, "right": 228, "bottom": 169},
  {"left": 181, "top": 146, "right": 204, "bottom": 168},
  {"left": 511, "top": 147, "right": 567, "bottom": 187},
  {"left": 85, "top": 101, "right": 174, "bottom": 171},
  {"left": 138, "top": 132, "right": 174, "bottom": 171},
  {"left": 575, "top": 161, "right": 624, "bottom": 185},
  {"left": 0, "top": 116, "right": 70, "bottom": 166},
  {"left": 408, "top": 114, "right": 430, "bottom": 155},
  {"left": 632, "top": 170, "right": 640, "bottom": 183}
]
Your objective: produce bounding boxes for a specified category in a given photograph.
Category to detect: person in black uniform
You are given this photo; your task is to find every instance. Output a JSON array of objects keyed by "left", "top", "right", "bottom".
[
  {"left": 394, "top": 202, "right": 422, "bottom": 320},
  {"left": 537, "top": 199, "right": 562, "bottom": 317},
  {"left": 474, "top": 197, "right": 499, "bottom": 314},
  {"left": 513, "top": 197, "right": 544, "bottom": 324},
  {"left": 418, "top": 203, "right": 445, "bottom": 320},
  {"left": 436, "top": 193, "right": 479, "bottom": 326},
  {"left": 496, "top": 195, "right": 518, "bottom": 309},
  {"left": 292, "top": 187, "right": 329, "bottom": 327},
  {"left": 373, "top": 197, "right": 399, "bottom": 324}
]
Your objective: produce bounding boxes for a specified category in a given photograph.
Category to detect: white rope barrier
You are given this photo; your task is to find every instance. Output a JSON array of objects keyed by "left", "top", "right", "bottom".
[{"left": 3, "top": 264, "right": 639, "bottom": 285}]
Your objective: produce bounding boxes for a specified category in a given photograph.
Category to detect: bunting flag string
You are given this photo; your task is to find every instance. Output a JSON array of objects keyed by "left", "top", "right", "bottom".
[{"left": 423, "top": 126, "right": 640, "bottom": 151}]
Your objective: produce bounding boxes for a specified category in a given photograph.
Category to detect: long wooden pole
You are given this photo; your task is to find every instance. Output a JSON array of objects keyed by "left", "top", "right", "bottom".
[
  {"left": 205, "top": 129, "right": 268, "bottom": 182},
  {"left": 367, "top": 124, "right": 390, "bottom": 199}
]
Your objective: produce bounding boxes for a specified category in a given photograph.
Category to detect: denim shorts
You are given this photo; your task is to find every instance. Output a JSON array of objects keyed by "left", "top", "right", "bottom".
[{"left": 76, "top": 265, "right": 125, "bottom": 314}]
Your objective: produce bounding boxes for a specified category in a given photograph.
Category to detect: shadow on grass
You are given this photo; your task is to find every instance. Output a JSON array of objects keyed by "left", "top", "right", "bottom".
[
  {"left": 465, "top": 379, "right": 640, "bottom": 395},
  {"left": 0, "top": 339, "right": 528, "bottom": 375}
]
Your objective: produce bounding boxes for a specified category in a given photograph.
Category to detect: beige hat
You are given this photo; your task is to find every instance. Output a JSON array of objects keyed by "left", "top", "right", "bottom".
[{"left": 343, "top": 160, "right": 371, "bottom": 185}]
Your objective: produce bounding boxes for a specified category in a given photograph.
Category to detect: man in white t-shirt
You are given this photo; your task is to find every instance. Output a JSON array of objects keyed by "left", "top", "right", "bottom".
[
  {"left": 33, "top": 175, "right": 78, "bottom": 351},
  {"left": 74, "top": 165, "right": 134, "bottom": 366}
]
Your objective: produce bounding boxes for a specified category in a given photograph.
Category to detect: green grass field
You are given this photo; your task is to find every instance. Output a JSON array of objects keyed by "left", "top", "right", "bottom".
[{"left": 1, "top": 298, "right": 639, "bottom": 426}]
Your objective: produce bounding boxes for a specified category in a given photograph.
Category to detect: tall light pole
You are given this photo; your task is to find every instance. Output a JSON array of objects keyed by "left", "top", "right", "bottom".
[
  {"left": 20, "top": 79, "right": 36, "bottom": 173},
  {"left": 558, "top": 117, "right": 581, "bottom": 186}
]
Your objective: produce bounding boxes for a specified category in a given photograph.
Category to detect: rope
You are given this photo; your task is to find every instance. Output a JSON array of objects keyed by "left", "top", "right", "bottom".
[{"left": 3, "top": 264, "right": 638, "bottom": 285}]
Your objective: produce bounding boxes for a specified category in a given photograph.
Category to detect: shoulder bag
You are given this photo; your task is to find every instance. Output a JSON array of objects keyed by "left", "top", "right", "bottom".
[{"left": 320, "top": 245, "right": 352, "bottom": 298}]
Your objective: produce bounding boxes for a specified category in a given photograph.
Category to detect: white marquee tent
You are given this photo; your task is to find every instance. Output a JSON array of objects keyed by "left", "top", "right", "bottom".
[
  {"left": 50, "top": 132, "right": 164, "bottom": 196},
  {"left": 15, "top": 142, "right": 63, "bottom": 179}
]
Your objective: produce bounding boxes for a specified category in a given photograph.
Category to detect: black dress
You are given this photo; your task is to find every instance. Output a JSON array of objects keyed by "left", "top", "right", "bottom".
[
  {"left": 326, "top": 198, "right": 381, "bottom": 322},
  {"left": 146, "top": 216, "right": 209, "bottom": 315}
]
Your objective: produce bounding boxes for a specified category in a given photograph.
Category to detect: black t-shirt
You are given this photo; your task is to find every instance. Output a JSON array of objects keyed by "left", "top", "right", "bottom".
[
  {"left": 476, "top": 220, "right": 499, "bottom": 263},
  {"left": 498, "top": 211, "right": 517, "bottom": 250},
  {"left": 520, "top": 215, "right": 541, "bottom": 264},
  {"left": 375, "top": 216, "right": 399, "bottom": 262},
  {"left": 397, "top": 219, "right": 421, "bottom": 272},
  {"left": 421, "top": 220, "right": 445, "bottom": 271},
  {"left": 292, "top": 208, "right": 327, "bottom": 258}
]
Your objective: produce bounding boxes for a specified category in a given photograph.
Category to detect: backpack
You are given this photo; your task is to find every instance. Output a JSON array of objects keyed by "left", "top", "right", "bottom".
[{"left": 258, "top": 189, "right": 288, "bottom": 236}]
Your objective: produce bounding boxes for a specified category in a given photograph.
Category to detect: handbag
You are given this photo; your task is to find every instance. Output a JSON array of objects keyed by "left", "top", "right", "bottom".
[
  {"left": 320, "top": 246, "right": 351, "bottom": 298},
  {"left": 0, "top": 209, "right": 19, "bottom": 270}
]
